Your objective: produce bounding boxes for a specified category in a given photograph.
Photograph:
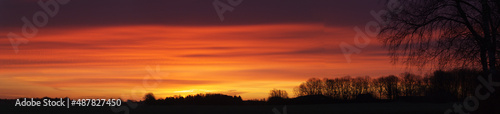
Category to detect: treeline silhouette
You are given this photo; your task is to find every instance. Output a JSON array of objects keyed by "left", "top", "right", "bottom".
[
  {"left": 143, "top": 93, "right": 243, "bottom": 105},
  {"left": 1, "top": 69, "right": 482, "bottom": 106},
  {"left": 140, "top": 69, "right": 484, "bottom": 105},
  {"left": 291, "top": 69, "right": 481, "bottom": 103}
]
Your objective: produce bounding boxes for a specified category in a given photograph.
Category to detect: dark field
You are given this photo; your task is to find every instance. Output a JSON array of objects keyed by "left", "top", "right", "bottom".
[{"left": 2, "top": 102, "right": 452, "bottom": 114}]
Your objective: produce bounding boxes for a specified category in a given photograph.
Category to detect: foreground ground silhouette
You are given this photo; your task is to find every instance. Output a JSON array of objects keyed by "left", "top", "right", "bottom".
[{"left": 1, "top": 101, "right": 451, "bottom": 114}]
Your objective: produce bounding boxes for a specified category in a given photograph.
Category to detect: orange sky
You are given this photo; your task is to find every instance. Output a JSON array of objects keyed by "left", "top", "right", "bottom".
[{"left": 0, "top": 24, "right": 412, "bottom": 100}]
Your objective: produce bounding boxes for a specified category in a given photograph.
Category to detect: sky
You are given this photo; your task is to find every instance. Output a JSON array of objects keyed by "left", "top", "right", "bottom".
[{"left": 0, "top": 0, "right": 412, "bottom": 100}]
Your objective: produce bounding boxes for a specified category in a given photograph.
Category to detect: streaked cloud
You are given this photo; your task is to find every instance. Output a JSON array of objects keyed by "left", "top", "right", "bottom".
[{"left": 0, "top": 0, "right": 407, "bottom": 100}]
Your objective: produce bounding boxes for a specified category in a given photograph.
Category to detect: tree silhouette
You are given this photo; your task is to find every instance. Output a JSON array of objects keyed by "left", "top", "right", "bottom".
[
  {"left": 373, "top": 77, "right": 387, "bottom": 99},
  {"left": 144, "top": 92, "right": 156, "bottom": 105},
  {"left": 269, "top": 89, "right": 289, "bottom": 99},
  {"left": 268, "top": 89, "right": 289, "bottom": 105},
  {"left": 378, "top": 0, "right": 499, "bottom": 75},
  {"left": 294, "top": 78, "right": 323, "bottom": 96},
  {"left": 399, "top": 72, "right": 424, "bottom": 96},
  {"left": 353, "top": 76, "right": 371, "bottom": 95},
  {"left": 383, "top": 75, "right": 400, "bottom": 100},
  {"left": 339, "top": 76, "right": 353, "bottom": 99}
]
